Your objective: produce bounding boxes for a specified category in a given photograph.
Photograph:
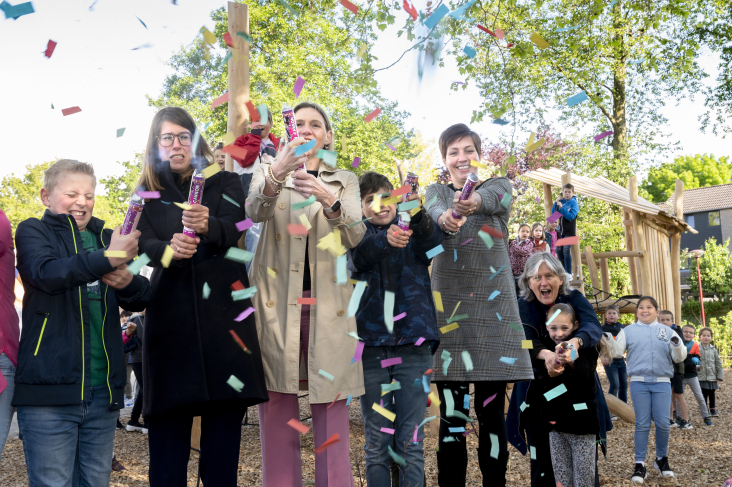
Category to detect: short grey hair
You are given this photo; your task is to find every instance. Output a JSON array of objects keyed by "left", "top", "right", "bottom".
[
  {"left": 43, "top": 159, "right": 96, "bottom": 194},
  {"left": 518, "top": 252, "right": 572, "bottom": 301}
]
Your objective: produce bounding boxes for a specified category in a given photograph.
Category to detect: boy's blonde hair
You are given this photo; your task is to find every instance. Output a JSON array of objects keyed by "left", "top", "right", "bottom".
[{"left": 43, "top": 159, "right": 96, "bottom": 194}]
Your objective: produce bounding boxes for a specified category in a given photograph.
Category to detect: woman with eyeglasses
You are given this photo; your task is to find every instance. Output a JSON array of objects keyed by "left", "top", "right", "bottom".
[
  {"left": 507, "top": 252, "right": 607, "bottom": 487},
  {"left": 424, "top": 123, "right": 533, "bottom": 486},
  {"left": 135, "top": 107, "right": 268, "bottom": 486}
]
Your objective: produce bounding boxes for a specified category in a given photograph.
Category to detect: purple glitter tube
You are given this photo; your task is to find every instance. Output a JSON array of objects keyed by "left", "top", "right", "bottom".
[
  {"left": 120, "top": 194, "right": 145, "bottom": 235},
  {"left": 282, "top": 102, "right": 305, "bottom": 170},
  {"left": 397, "top": 172, "right": 419, "bottom": 231},
  {"left": 452, "top": 172, "right": 479, "bottom": 220},
  {"left": 183, "top": 170, "right": 205, "bottom": 238}
]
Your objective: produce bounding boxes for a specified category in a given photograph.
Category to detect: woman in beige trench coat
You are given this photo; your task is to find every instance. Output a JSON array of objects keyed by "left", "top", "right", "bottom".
[{"left": 246, "top": 101, "right": 365, "bottom": 487}]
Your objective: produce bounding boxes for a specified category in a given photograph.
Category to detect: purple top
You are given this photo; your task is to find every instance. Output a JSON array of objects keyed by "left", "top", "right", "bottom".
[{"left": 0, "top": 209, "right": 19, "bottom": 392}]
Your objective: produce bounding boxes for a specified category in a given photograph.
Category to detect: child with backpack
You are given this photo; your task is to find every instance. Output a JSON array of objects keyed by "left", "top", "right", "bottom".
[{"left": 698, "top": 327, "right": 724, "bottom": 417}]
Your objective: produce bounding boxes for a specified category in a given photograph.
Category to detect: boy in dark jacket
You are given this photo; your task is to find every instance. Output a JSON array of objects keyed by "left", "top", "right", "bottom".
[
  {"left": 348, "top": 172, "right": 442, "bottom": 486},
  {"left": 658, "top": 310, "right": 692, "bottom": 428},
  {"left": 550, "top": 183, "right": 579, "bottom": 276},
  {"left": 14, "top": 159, "right": 151, "bottom": 486}
]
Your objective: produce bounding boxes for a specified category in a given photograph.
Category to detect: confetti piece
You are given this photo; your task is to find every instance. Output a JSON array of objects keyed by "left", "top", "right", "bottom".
[
  {"left": 414, "top": 337, "right": 426, "bottom": 347},
  {"left": 173, "top": 202, "right": 192, "bottom": 210},
  {"left": 381, "top": 381, "right": 401, "bottom": 393},
  {"left": 489, "top": 433, "right": 499, "bottom": 459},
  {"left": 546, "top": 308, "right": 562, "bottom": 325},
  {"left": 387, "top": 445, "right": 406, "bottom": 466},
  {"left": 490, "top": 264, "right": 506, "bottom": 280},
  {"left": 294, "top": 138, "right": 316, "bottom": 156},
  {"left": 222, "top": 31, "right": 234, "bottom": 47},
  {"left": 42, "top": 39, "right": 57, "bottom": 59},
  {"left": 126, "top": 254, "right": 150, "bottom": 275},
  {"left": 424, "top": 3, "right": 449, "bottom": 29},
  {"left": 314, "top": 433, "right": 341, "bottom": 454},
  {"left": 567, "top": 91, "right": 589, "bottom": 106},
  {"left": 62, "top": 106, "right": 81, "bottom": 116},
  {"left": 236, "top": 30, "right": 252, "bottom": 43},
  {"left": 390, "top": 184, "right": 412, "bottom": 197},
  {"left": 397, "top": 200, "right": 419, "bottom": 212},
  {"left": 463, "top": 46, "right": 477, "bottom": 58},
  {"left": 573, "top": 403, "right": 588, "bottom": 411},
  {"left": 449, "top": 427, "right": 466, "bottom": 434},
  {"left": 317, "top": 149, "right": 337, "bottom": 167},
  {"left": 379, "top": 427, "right": 395, "bottom": 435},
  {"left": 161, "top": 246, "right": 174, "bottom": 268},
  {"left": 478, "top": 231, "right": 494, "bottom": 249},
  {"left": 593, "top": 130, "right": 613, "bottom": 142},
  {"left": 364, "top": 108, "right": 381, "bottom": 123},
  {"left": 526, "top": 137, "right": 546, "bottom": 153},
  {"left": 211, "top": 91, "right": 230, "bottom": 109},
  {"left": 384, "top": 291, "right": 395, "bottom": 333},
  {"left": 544, "top": 384, "right": 568, "bottom": 401},
  {"left": 340, "top": 0, "right": 358, "bottom": 14},
  {"left": 529, "top": 32, "right": 550, "bottom": 49},
  {"left": 201, "top": 164, "right": 221, "bottom": 179},
  {"left": 500, "top": 193, "right": 512, "bottom": 208},
  {"left": 628, "top": 58, "right": 644, "bottom": 65},
  {"left": 353, "top": 341, "right": 365, "bottom": 362},
  {"left": 461, "top": 351, "right": 473, "bottom": 371},
  {"left": 499, "top": 356, "right": 516, "bottom": 365},
  {"left": 104, "top": 251, "right": 127, "bottom": 258},
  {"left": 202, "top": 283, "right": 211, "bottom": 299},
  {"left": 440, "top": 323, "right": 460, "bottom": 334},
  {"left": 225, "top": 247, "right": 254, "bottom": 263},
  {"left": 555, "top": 25, "right": 580, "bottom": 32},
  {"left": 546, "top": 211, "right": 562, "bottom": 224},
  {"left": 290, "top": 195, "right": 316, "bottom": 211},
  {"left": 496, "top": 313, "right": 502, "bottom": 321},
  {"left": 351, "top": 157, "right": 361, "bottom": 169},
  {"left": 136, "top": 15, "right": 148, "bottom": 29},
  {"left": 298, "top": 297, "right": 317, "bottom": 305},
  {"left": 287, "top": 224, "right": 309, "bottom": 236},
  {"left": 433, "top": 291, "right": 443, "bottom": 312},
  {"left": 227, "top": 375, "right": 244, "bottom": 392},
  {"left": 470, "top": 160, "right": 488, "bottom": 170},
  {"left": 480, "top": 224, "right": 505, "bottom": 239},
  {"left": 221, "top": 144, "right": 248, "bottom": 162},
  {"left": 446, "top": 314, "right": 468, "bottom": 324},
  {"left": 318, "top": 369, "right": 334, "bottom": 381},
  {"left": 488, "top": 290, "right": 501, "bottom": 300},
  {"left": 373, "top": 403, "right": 396, "bottom": 421},
  {"left": 426, "top": 245, "right": 444, "bottom": 259},
  {"left": 235, "top": 307, "right": 256, "bottom": 321},
  {"left": 222, "top": 193, "right": 241, "bottom": 207},
  {"left": 394, "top": 311, "right": 407, "bottom": 321},
  {"left": 554, "top": 235, "right": 579, "bottom": 246},
  {"left": 293, "top": 76, "right": 306, "bottom": 98},
  {"left": 530, "top": 445, "right": 536, "bottom": 460},
  {"left": 483, "top": 393, "right": 497, "bottom": 407},
  {"left": 229, "top": 329, "right": 253, "bottom": 354},
  {"left": 326, "top": 393, "right": 342, "bottom": 409},
  {"left": 520, "top": 401, "right": 529, "bottom": 412},
  {"left": 230, "top": 280, "right": 245, "bottom": 291},
  {"left": 2, "top": 1, "right": 34, "bottom": 19},
  {"left": 348, "top": 280, "right": 367, "bottom": 317},
  {"left": 134, "top": 191, "right": 158, "bottom": 200},
  {"left": 346, "top": 395, "right": 353, "bottom": 405},
  {"left": 231, "top": 286, "right": 257, "bottom": 301},
  {"left": 459, "top": 239, "right": 473, "bottom": 247},
  {"left": 403, "top": 0, "right": 418, "bottom": 20},
  {"left": 522, "top": 340, "right": 533, "bottom": 349},
  {"left": 449, "top": 0, "right": 478, "bottom": 19},
  {"left": 381, "top": 357, "right": 402, "bottom": 368},
  {"left": 463, "top": 394, "right": 471, "bottom": 410},
  {"left": 287, "top": 418, "right": 310, "bottom": 434},
  {"left": 453, "top": 249, "right": 457, "bottom": 262},
  {"left": 235, "top": 218, "right": 254, "bottom": 231}
]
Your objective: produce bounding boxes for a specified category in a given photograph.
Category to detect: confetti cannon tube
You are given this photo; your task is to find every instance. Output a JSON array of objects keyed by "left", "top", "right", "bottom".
[
  {"left": 397, "top": 172, "right": 419, "bottom": 231},
  {"left": 282, "top": 102, "right": 305, "bottom": 170},
  {"left": 183, "top": 171, "right": 205, "bottom": 238},
  {"left": 120, "top": 194, "right": 145, "bottom": 235},
  {"left": 452, "top": 172, "right": 479, "bottom": 220}
]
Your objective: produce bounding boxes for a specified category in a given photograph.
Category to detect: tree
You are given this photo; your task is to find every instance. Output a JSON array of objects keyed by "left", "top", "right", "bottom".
[
  {"left": 687, "top": 236, "right": 732, "bottom": 295},
  {"left": 148, "top": 1, "right": 417, "bottom": 183},
  {"left": 99, "top": 157, "right": 144, "bottom": 217},
  {"left": 640, "top": 153, "right": 732, "bottom": 203}
]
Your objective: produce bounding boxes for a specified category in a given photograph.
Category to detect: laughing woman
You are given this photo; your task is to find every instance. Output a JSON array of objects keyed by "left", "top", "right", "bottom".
[{"left": 425, "top": 123, "right": 533, "bottom": 486}]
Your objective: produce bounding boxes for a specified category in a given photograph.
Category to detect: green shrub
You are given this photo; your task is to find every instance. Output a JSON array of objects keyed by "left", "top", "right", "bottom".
[{"left": 682, "top": 312, "right": 732, "bottom": 367}]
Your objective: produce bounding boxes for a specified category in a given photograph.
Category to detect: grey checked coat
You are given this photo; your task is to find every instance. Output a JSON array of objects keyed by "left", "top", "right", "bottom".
[{"left": 425, "top": 178, "right": 534, "bottom": 382}]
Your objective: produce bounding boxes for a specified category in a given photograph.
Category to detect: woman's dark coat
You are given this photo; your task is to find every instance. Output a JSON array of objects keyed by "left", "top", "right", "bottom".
[{"left": 137, "top": 162, "right": 268, "bottom": 417}]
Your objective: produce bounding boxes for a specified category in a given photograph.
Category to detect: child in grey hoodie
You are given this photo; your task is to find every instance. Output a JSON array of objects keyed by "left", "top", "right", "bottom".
[{"left": 611, "top": 296, "right": 687, "bottom": 485}]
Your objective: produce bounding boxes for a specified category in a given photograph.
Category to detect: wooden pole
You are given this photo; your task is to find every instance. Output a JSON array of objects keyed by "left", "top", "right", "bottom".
[
  {"left": 671, "top": 179, "right": 684, "bottom": 322},
  {"left": 542, "top": 183, "right": 554, "bottom": 218},
  {"left": 600, "top": 258, "right": 611, "bottom": 300},
  {"left": 629, "top": 176, "right": 651, "bottom": 295},
  {"left": 624, "top": 209, "right": 639, "bottom": 295},
  {"left": 585, "top": 246, "right": 600, "bottom": 296},
  {"left": 225, "top": 2, "right": 250, "bottom": 172}
]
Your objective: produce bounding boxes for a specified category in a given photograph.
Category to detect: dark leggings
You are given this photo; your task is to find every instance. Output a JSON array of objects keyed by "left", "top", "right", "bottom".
[
  {"left": 702, "top": 388, "right": 716, "bottom": 409},
  {"left": 434, "top": 381, "right": 508, "bottom": 487},
  {"left": 130, "top": 361, "right": 144, "bottom": 423}
]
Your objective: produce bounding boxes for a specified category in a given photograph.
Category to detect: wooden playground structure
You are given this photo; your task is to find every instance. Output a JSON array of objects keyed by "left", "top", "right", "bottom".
[{"left": 522, "top": 168, "right": 697, "bottom": 320}]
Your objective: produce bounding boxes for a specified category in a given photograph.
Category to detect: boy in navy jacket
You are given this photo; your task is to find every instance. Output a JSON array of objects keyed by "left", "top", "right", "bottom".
[
  {"left": 14, "top": 160, "right": 151, "bottom": 486},
  {"left": 348, "top": 172, "right": 442, "bottom": 486},
  {"left": 550, "top": 183, "right": 579, "bottom": 276}
]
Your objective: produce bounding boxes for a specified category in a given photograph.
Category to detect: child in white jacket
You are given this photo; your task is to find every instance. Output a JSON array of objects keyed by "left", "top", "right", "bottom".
[{"left": 610, "top": 296, "right": 687, "bottom": 484}]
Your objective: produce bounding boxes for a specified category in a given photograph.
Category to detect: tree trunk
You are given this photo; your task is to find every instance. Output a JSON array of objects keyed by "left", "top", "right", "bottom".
[{"left": 611, "top": 0, "right": 629, "bottom": 178}]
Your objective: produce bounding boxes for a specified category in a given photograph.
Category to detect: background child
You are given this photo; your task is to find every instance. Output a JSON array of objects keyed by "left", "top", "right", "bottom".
[
  {"left": 532, "top": 303, "right": 606, "bottom": 487},
  {"left": 551, "top": 184, "right": 579, "bottom": 276},
  {"left": 681, "top": 325, "right": 713, "bottom": 426},
  {"left": 530, "top": 222, "right": 547, "bottom": 253},
  {"left": 546, "top": 220, "right": 558, "bottom": 257},
  {"left": 698, "top": 327, "right": 724, "bottom": 417},
  {"left": 348, "top": 171, "right": 442, "bottom": 486},
  {"left": 612, "top": 296, "right": 686, "bottom": 483},
  {"left": 600, "top": 304, "right": 627, "bottom": 412},
  {"left": 658, "top": 310, "right": 690, "bottom": 428},
  {"left": 509, "top": 223, "right": 533, "bottom": 292}
]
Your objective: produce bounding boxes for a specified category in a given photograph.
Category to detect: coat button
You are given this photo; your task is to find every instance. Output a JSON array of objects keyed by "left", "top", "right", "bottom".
[
  {"left": 337, "top": 310, "right": 345, "bottom": 317},
  {"left": 273, "top": 267, "right": 279, "bottom": 274},
  {"left": 279, "top": 203, "right": 286, "bottom": 210},
  {"left": 266, "top": 300, "right": 275, "bottom": 308},
  {"left": 276, "top": 233, "right": 282, "bottom": 241},
  {"left": 333, "top": 276, "right": 337, "bottom": 282}
]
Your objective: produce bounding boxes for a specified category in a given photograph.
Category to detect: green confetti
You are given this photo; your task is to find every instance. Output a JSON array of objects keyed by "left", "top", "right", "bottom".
[
  {"left": 317, "top": 149, "right": 338, "bottom": 167},
  {"left": 222, "top": 193, "right": 241, "bottom": 207},
  {"left": 292, "top": 195, "right": 317, "bottom": 210},
  {"left": 387, "top": 446, "right": 406, "bottom": 466},
  {"left": 232, "top": 286, "right": 257, "bottom": 301},
  {"left": 506, "top": 322, "right": 523, "bottom": 332},
  {"left": 573, "top": 403, "right": 588, "bottom": 411},
  {"left": 384, "top": 291, "right": 395, "bottom": 333},
  {"left": 446, "top": 314, "right": 469, "bottom": 324},
  {"left": 348, "top": 217, "right": 372, "bottom": 227},
  {"left": 544, "top": 384, "right": 568, "bottom": 402},
  {"left": 490, "top": 433, "right": 499, "bottom": 459},
  {"left": 381, "top": 381, "right": 401, "bottom": 392},
  {"left": 235, "top": 31, "right": 253, "bottom": 43},
  {"left": 425, "top": 195, "right": 437, "bottom": 211},
  {"left": 461, "top": 351, "right": 474, "bottom": 371},
  {"left": 478, "top": 230, "right": 494, "bottom": 249},
  {"left": 530, "top": 445, "right": 536, "bottom": 460},
  {"left": 203, "top": 282, "right": 211, "bottom": 299},
  {"left": 116, "top": 128, "right": 125, "bottom": 138},
  {"left": 318, "top": 369, "right": 334, "bottom": 381},
  {"left": 348, "top": 281, "right": 367, "bottom": 317},
  {"left": 520, "top": 401, "right": 529, "bottom": 412},
  {"left": 500, "top": 192, "right": 512, "bottom": 208},
  {"left": 227, "top": 375, "right": 244, "bottom": 392},
  {"left": 225, "top": 248, "right": 254, "bottom": 264},
  {"left": 126, "top": 254, "right": 150, "bottom": 275},
  {"left": 397, "top": 199, "right": 420, "bottom": 212}
]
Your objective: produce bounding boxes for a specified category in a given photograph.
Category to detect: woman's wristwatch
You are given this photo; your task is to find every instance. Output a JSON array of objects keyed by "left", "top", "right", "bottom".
[{"left": 324, "top": 199, "right": 341, "bottom": 214}]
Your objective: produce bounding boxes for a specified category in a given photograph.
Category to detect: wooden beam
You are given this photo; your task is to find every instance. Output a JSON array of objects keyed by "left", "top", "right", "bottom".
[
  {"left": 674, "top": 179, "right": 684, "bottom": 218},
  {"left": 629, "top": 176, "right": 651, "bottom": 295},
  {"left": 624, "top": 209, "right": 639, "bottom": 295},
  {"left": 579, "top": 250, "right": 644, "bottom": 259},
  {"left": 543, "top": 183, "right": 554, "bottom": 218},
  {"left": 600, "top": 258, "right": 611, "bottom": 300},
  {"left": 585, "top": 246, "right": 600, "bottom": 296},
  {"left": 643, "top": 218, "right": 672, "bottom": 238},
  {"left": 225, "top": 2, "right": 250, "bottom": 172},
  {"left": 672, "top": 180, "right": 684, "bottom": 322}
]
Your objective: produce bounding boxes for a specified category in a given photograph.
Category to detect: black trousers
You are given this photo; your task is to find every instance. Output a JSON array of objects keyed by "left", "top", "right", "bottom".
[
  {"left": 147, "top": 401, "right": 247, "bottom": 487},
  {"left": 702, "top": 388, "right": 717, "bottom": 409},
  {"left": 130, "top": 361, "right": 144, "bottom": 423},
  {"left": 434, "top": 381, "right": 508, "bottom": 487}
]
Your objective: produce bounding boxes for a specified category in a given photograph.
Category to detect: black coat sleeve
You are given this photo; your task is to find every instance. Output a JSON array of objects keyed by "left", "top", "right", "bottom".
[
  {"left": 137, "top": 207, "right": 188, "bottom": 269},
  {"left": 349, "top": 228, "right": 399, "bottom": 272},
  {"left": 567, "top": 291, "right": 603, "bottom": 349},
  {"left": 116, "top": 274, "right": 152, "bottom": 312},
  {"left": 518, "top": 298, "right": 548, "bottom": 361}
]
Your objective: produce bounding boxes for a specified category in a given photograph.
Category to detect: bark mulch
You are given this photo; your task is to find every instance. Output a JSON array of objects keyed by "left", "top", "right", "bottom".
[{"left": 1, "top": 368, "right": 730, "bottom": 486}]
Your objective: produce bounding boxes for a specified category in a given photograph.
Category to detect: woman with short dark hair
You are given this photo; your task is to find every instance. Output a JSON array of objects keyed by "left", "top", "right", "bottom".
[
  {"left": 425, "top": 123, "right": 533, "bottom": 486},
  {"left": 136, "top": 106, "right": 268, "bottom": 486}
]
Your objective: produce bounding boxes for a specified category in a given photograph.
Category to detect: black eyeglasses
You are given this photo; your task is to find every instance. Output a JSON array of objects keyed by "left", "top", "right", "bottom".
[{"left": 158, "top": 133, "right": 192, "bottom": 147}]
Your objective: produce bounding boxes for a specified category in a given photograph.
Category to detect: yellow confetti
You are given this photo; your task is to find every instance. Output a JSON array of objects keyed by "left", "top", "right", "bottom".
[
  {"left": 349, "top": 279, "right": 368, "bottom": 286},
  {"left": 201, "top": 164, "right": 221, "bottom": 179},
  {"left": 357, "top": 44, "right": 367, "bottom": 58},
  {"left": 372, "top": 403, "right": 396, "bottom": 422},
  {"left": 174, "top": 202, "right": 192, "bottom": 210},
  {"left": 470, "top": 160, "right": 488, "bottom": 170},
  {"left": 409, "top": 207, "right": 421, "bottom": 216},
  {"left": 522, "top": 340, "right": 533, "bottom": 349},
  {"left": 161, "top": 245, "right": 174, "bottom": 268},
  {"left": 103, "top": 251, "right": 127, "bottom": 258},
  {"left": 223, "top": 131, "right": 236, "bottom": 145},
  {"left": 341, "top": 133, "right": 348, "bottom": 154},
  {"left": 527, "top": 132, "right": 536, "bottom": 147},
  {"left": 526, "top": 138, "right": 546, "bottom": 153},
  {"left": 267, "top": 267, "right": 277, "bottom": 278},
  {"left": 529, "top": 32, "right": 550, "bottom": 49},
  {"left": 433, "top": 291, "right": 444, "bottom": 312},
  {"left": 201, "top": 26, "right": 217, "bottom": 45},
  {"left": 428, "top": 391, "right": 441, "bottom": 407},
  {"left": 381, "top": 196, "right": 400, "bottom": 207},
  {"left": 299, "top": 213, "right": 312, "bottom": 230},
  {"left": 450, "top": 301, "right": 462, "bottom": 320},
  {"left": 440, "top": 323, "right": 460, "bottom": 334},
  {"left": 372, "top": 194, "right": 382, "bottom": 213}
]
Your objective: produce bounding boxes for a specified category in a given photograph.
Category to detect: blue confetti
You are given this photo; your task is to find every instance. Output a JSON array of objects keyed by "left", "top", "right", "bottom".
[
  {"left": 463, "top": 45, "right": 477, "bottom": 58},
  {"left": 294, "top": 138, "right": 316, "bottom": 156},
  {"left": 346, "top": 394, "right": 353, "bottom": 406},
  {"left": 454, "top": 249, "right": 457, "bottom": 262},
  {"left": 423, "top": 4, "right": 449, "bottom": 29},
  {"left": 426, "top": 245, "right": 445, "bottom": 259},
  {"left": 463, "top": 394, "right": 470, "bottom": 410},
  {"left": 496, "top": 312, "right": 502, "bottom": 321},
  {"left": 448, "top": 0, "right": 478, "bottom": 20},
  {"left": 489, "top": 264, "right": 506, "bottom": 280},
  {"left": 493, "top": 118, "right": 509, "bottom": 125},
  {"left": 567, "top": 91, "right": 589, "bottom": 107},
  {"left": 499, "top": 356, "right": 517, "bottom": 365},
  {"left": 488, "top": 290, "right": 501, "bottom": 300}
]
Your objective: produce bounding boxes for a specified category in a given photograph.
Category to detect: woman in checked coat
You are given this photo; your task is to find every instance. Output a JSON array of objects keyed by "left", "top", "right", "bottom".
[{"left": 425, "top": 123, "right": 534, "bottom": 487}]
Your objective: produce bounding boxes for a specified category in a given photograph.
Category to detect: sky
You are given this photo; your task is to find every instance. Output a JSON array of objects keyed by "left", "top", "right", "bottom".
[{"left": 0, "top": 0, "right": 729, "bottom": 185}]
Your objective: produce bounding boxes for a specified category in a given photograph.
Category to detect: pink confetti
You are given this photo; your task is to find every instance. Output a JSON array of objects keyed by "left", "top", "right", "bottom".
[
  {"left": 385, "top": 143, "right": 396, "bottom": 151},
  {"left": 351, "top": 157, "right": 361, "bottom": 169},
  {"left": 234, "top": 307, "right": 256, "bottom": 322},
  {"left": 293, "top": 76, "right": 306, "bottom": 98},
  {"left": 412, "top": 424, "right": 419, "bottom": 442},
  {"left": 462, "top": 427, "right": 476, "bottom": 436},
  {"left": 381, "top": 357, "right": 403, "bottom": 368},
  {"left": 137, "top": 191, "right": 160, "bottom": 199},
  {"left": 483, "top": 393, "right": 497, "bottom": 407},
  {"left": 546, "top": 211, "right": 562, "bottom": 224},
  {"left": 460, "top": 238, "right": 473, "bottom": 246},
  {"left": 236, "top": 218, "right": 254, "bottom": 231},
  {"left": 415, "top": 337, "right": 425, "bottom": 346},
  {"left": 593, "top": 130, "right": 613, "bottom": 142},
  {"left": 353, "top": 341, "right": 365, "bottom": 363},
  {"left": 394, "top": 312, "right": 407, "bottom": 321},
  {"left": 380, "top": 427, "right": 395, "bottom": 434}
]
